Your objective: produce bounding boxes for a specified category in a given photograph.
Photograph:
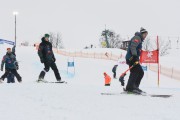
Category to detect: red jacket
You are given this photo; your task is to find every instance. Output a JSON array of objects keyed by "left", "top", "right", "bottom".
[{"left": 104, "top": 73, "right": 111, "bottom": 84}]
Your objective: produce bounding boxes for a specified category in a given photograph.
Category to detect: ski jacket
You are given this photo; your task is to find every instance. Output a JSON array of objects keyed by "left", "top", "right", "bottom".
[
  {"left": 104, "top": 74, "right": 111, "bottom": 85},
  {"left": 1, "top": 52, "right": 17, "bottom": 70},
  {"left": 112, "top": 65, "right": 118, "bottom": 72},
  {"left": 126, "top": 32, "right": 144, "bottom": 62},
  {"left": 38, "top": 37, "right": 55, "bottom": 63}
]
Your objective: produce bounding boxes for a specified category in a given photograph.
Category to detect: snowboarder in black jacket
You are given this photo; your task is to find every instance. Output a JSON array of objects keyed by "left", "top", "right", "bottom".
[
  {"left": 112, "top": 65, "right": 118, "bottom": 79},
  {"left": 38, "top": 34, "right": 61, "bottom": 82},
  {"left": 125, "top": 27, "right": 148, "bottom": 93}
]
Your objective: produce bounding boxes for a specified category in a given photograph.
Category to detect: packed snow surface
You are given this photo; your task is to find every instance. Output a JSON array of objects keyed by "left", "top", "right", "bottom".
[{"left": 0, "top": 46, "right": 180, "bottom": 120}]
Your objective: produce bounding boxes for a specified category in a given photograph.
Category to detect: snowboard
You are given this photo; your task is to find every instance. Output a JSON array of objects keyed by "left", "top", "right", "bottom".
[{"left": 36, "top": 80, "right": 67, "bottom": 84}]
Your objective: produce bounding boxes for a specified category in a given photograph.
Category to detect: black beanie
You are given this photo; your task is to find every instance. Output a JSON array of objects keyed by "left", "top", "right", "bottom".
[
  {"left": 44, "top": 34, "right": 50, "bottom": 38},
  {"left": 140, "top": 27, "right": 148, "bottom": 34}
]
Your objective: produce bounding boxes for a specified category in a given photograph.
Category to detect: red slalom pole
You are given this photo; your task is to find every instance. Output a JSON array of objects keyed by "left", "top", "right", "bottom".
[
  {"left": 157, "top": 36, "right": 160, "bottom": 87},
  {"left": 119, "top": 64, "right": 135, "bottom": 86},
  {"left": 120, "top": 65, "right": 134, "bottom": 77}
]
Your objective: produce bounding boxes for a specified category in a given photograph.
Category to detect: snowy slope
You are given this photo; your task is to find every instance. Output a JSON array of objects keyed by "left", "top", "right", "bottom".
[
  {"left": 157, "top": 37, "right": 180, "bottom": 68},
  {"left": 0, "top": 46, "right": 180, "bottom": 120},
  {"left": 160, "top": 48, "right": 180, "bottom": 68}
]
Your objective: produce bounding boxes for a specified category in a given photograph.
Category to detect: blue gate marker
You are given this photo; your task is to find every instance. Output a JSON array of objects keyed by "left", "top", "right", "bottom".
[
  {"left": 141, "top": 66, "right": 147, "bottom": 71},
  {"left": 68, "top": 62, "right": 74, "bottom": 67},
  {"left": 67, "top": 58, "right": 75, "bottom": 75}
]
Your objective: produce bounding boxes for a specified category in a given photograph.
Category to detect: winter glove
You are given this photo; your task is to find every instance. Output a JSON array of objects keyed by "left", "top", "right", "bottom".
[
  {"left": 129, "top": 56, "right": 139, "bottom": 65},
  {"left": 16, "top": 65, "right": 19, "bottom": 70},
  {"left": 14, "top": 62, "right": 19, "bottom": 70},
  {"left": 52, "top": 57, "right": 56, "bottom": 62},
  {"left": 40, "top": 59, "right": 44, "bottom": 63},
  {"left": 134, "top": 61, "right": 139, "bottom": 66}
]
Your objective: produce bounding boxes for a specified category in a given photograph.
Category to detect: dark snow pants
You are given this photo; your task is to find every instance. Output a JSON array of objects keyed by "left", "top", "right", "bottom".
[
  {"left": 112, "top": 71, "right": 116, "bottom": 78},
  {"left": 1, "top": 69, "right": 21, "bottom": 82},
  {"left": 126, "top": 64, "right": 144, "bottom": 91},
  {"left": 39, "top": 62, "right": 61, "bottom": 80},
  {"left": 7, "top": 73, "right": 15, "bottom": 83}
]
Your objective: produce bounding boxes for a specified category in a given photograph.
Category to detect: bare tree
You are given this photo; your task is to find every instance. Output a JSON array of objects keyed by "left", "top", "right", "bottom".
[
  {"left": 49, "top": 32, "right": 55, "bottom": 47},
  {"left": 142, "top": 36, "right": 170, "bottom": 56},
  {"left": 142, "top": 37, "right": 154, "bottom": 51},
  {"left": 56, "top": 33, "right": 64, "bottom": 49},
  {"left": 159, "top": 39, "right": 170, "bottom": 56},
  {"left": 49, "top": 32, "right": 64, "bottom": 49},
  {"left": 109, "top": 33, "right": 123, "bottom": 48}
]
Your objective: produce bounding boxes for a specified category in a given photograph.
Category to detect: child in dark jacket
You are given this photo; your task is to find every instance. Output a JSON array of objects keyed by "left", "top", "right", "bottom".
[
  {"left": 0, "top": 46, "right": 21, "bottom": 83},
  {"left": 6, "top": 46, "right": 18, "bottom": 83},
  {"left": 112, "top": 65, "right": 118, "bottom": 79}
]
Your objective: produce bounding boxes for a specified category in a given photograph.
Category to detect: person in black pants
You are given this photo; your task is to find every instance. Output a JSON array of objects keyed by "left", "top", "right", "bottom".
[
  {"left": 125, "top": 27, "right": 148, "bottom": 93},
  {"left": 6, "top": 46, "right": 18, "bottom": 83},
  {"left": 112, "top": 65, "right": 118, "bottom": 79},
  {"left": 0, "top": 47, "right": 21, "bottom": 83},
  {"left": 38, "top": 34, "right": 61, "bottom": 82},
  {"left": 7, "top": 73, "right": 15, "bottom": 83}
]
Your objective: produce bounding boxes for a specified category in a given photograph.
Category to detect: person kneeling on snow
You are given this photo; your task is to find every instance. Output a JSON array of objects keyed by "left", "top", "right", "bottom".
[
  {"left": 0, "top": 47, "right": 22, "bottom": 83},
  {"left": 104, "top": 72, "right": 111, "bottom": 86}
]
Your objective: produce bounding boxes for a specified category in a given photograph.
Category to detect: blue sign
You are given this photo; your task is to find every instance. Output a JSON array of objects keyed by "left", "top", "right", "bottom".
[
  {"left": 68, "top": 62, "right": 74, "bottom": 67},
  {"left": 0, "top": 39, "right": 15, "bottom": 45},
  {"left": 141, "top": 66, "right": 147, "bottom": 71}
]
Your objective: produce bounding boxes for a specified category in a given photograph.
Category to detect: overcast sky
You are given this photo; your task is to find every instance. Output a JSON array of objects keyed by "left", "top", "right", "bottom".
[{"left": 0, "top": 0, "right": 180, "bottom": 48}]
